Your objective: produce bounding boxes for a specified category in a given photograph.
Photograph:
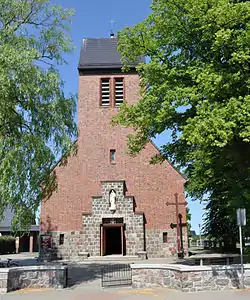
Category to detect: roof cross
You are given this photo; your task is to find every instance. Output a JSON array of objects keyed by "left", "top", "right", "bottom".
[
  {"left": 108, "top": 18, "right": 115, "bottom": 37},
  {"left": 109, "top": 18, "right": 115, "bottom": 31}
]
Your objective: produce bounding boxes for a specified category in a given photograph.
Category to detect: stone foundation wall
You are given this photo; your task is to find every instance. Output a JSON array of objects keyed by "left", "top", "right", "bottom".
[
  {"left": 146, "top": 229, "right": 177, "bottom": 257},
  {"left": 0, "top": 265, "right": 67, "bottom": 294},
  {"left": 47, "top": 231, "right": 85, "bottom": 261},
  {"left": 49, "top": 226, "right": 182, "bottom": 260},
  {"left": 146, "top": 227, "right": 188, "bottom": 257},
  {"left": 47, "top": 226, "right": 188, "bottom": 260},
  {"left": 131, "top": 264, "right": 250, "bottom": 292}
]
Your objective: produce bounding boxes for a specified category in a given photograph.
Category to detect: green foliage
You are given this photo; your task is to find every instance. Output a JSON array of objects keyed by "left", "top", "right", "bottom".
[
  {"left": 203, "top": 196, "right": 238, "bottom": 251},
  {"left": 0, "top": 0, "right": 77, "bottom": 229},
  {"left": 113, "top": 0, "right": 250, "bottom": 246},
  {"left": 0, "top": 236, "right": 15, "bottom": 254},
  {"left": 186, "top": 207, "right": 192, "bottom": 237}
]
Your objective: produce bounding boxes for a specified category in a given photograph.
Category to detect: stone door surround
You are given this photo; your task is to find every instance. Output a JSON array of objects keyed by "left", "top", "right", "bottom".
[{"left": 82, "top": 181, "right": 145, "bottom": 257}]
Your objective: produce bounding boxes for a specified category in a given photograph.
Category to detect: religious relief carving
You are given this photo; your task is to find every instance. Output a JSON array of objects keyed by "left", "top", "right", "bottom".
[{"left": 109, "top": 189, "right": 116, "bottom": 212}]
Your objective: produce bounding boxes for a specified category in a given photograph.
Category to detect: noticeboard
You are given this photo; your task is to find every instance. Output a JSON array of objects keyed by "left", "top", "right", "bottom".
[
  {"left": 237, "top": 208, "right": 246, "bottom": 226},
  {"left": 39, "top": 234, "right": 52, "bottom": 261}
]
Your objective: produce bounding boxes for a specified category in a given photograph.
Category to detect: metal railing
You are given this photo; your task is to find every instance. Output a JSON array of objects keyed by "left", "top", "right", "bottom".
[
  {"left": 101, "top": 264, "right": 132, "bottom": 288},
  {"left": 185, "top": 255, "right": 250, "bottom": 266}
]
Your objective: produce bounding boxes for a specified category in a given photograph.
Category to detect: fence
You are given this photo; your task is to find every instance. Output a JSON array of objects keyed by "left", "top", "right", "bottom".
[
  {"left": 101, "top": 264, "right": 132, "bottom": 288},
  {"left": 186, "top": 254, "right": 250, "bottom": 266}
]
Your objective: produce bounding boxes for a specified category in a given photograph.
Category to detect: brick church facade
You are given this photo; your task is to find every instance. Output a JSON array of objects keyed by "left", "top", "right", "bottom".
[{"left": 40, "top": 37, "right": 188, "bottom": 260}]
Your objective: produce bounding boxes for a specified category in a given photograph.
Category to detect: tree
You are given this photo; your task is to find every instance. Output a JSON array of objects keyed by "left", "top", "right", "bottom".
[
  {"left": 203, "top": 195, "right": 238, "bottom": 251},
  {"left": 186, "top": 207, "right": 192, "bottom": 238},
  {"left": 0, "top": 0, "right": 77, "bottom": 230},
  {"left": 113, "top": 0, "right": 250, "bottom": 247}
]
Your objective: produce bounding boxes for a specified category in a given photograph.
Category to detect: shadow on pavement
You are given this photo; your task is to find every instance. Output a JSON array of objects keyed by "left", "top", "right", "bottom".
[
  {"left": 67, "top": 263, "right": 106, "bottom": 287},
  {"left": 67, "top": 263, "right": 130, "bottom": 287}
]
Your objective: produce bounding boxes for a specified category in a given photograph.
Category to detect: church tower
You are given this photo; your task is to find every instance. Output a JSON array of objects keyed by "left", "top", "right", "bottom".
[{"left": 41, "top": 37, "right": 188, "bottom": 259}]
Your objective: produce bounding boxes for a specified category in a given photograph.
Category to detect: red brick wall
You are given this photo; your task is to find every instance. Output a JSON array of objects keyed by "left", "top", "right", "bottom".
[{"left": 40, "top": 72, "right": 187, "bottom": 233}]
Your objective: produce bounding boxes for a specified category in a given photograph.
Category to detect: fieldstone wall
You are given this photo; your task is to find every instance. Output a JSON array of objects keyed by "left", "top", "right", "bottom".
[
  {"left": 51, "top": 225, "right": 186, "bottom": 260},
  {"left": 146, "top": 229, "right": 177, "bottom": 257},
  {"left": 82, "top": 181, "right": 145, "bottom": 256},
  {"left": 0, "top": 265, "right": 67, "bottom": 294},
  {"left": 146, "top": 227, "right": 188, "bottom": 257},
  {"left": 131, "top": 264, "right": 250, "bottom": 292},
  {"left": 0, "top": 270, "right": 8, "bottom": 293},
  {"left": 44, "top": 231, "right": 85, "bottom": 261}
]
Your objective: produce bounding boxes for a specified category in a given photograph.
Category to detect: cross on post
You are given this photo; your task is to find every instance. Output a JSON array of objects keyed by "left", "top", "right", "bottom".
[{"left": 166, "top": 193, "right": 188, "bottom": 257}]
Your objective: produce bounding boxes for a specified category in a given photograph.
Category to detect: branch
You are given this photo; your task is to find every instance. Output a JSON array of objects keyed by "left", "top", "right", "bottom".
[
  {"left": 10, "top": 107, "right": 32, "bottom": 133},
  {"left": 139, "top": 32, "right": 166, "bottom": 64},
  {"left": 5, "top": 3, "right": 53, "bottom": 33},
  {"left": 4, "top": 1, "right": 37, "bottom": 31},
  {"left": 36, "top": 58, "right": 54, "bottom": 67}
]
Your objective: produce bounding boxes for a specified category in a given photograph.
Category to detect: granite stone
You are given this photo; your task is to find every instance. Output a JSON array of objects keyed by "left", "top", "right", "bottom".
[{"left": 131, "top": 264, "right": 250, "bottom": 292}]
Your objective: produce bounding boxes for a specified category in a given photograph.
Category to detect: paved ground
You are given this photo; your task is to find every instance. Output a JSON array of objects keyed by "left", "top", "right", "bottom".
[
  {"left": 0, "top": 253, "right": 180, "bottom": 270},
  {"left": 0, "top": 252, "right": 208, "bottom": 266},
  {"left": 0, "top": 253, "right": 38, "bottom": 266},
  {"left": 2, "top": 283, "right": 250, "bottom": 300},
  {"left": 0, "top": 253, "right": 179, "bottom": 265}
]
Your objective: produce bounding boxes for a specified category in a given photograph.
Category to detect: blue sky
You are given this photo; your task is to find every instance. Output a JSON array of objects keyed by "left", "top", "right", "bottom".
[{"left": 54, "top": 0, "right": 204, "bottom": 234}]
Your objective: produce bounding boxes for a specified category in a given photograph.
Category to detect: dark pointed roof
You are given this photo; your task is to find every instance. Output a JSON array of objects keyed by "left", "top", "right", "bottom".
[
  {"left": 0, "top": 206, "right": 39, "bottom": 232},
  {"left": 0, "top": 206, "right": 14, "bottom": 227},
  {"left": 78, "top": 38, "right": 145, "bottom": 70}
]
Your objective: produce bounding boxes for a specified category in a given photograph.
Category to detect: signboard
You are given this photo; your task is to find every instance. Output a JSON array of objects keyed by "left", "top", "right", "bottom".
[
  {"left": 39, "top": 234, "right": 52, "bottom": 261},
  {"left": 237, "top": 208, "right": 246, "bottom": 226},
  {"left": 40, "top": 234, "right": 52, "bottom": 249},
  {"left": 236, "top": 208, "right": 246, "bottom": 289}
]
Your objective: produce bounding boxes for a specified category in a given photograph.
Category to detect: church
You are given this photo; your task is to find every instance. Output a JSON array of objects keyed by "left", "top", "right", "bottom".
[{"left": 40, "top": 36, "right": 188, "bottom": 260}]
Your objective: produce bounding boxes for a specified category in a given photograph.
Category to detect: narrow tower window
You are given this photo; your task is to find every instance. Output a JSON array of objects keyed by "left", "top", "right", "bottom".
[
  {"left": 59, "top": 234, "right": 64, "bottom": 245},
  {"left": 114, "top": 78, "right": 124, "bottom": 106},
  {"left": 110, "top": 149, "right": 116, "bottom": 163},
  {"left": 163, "top": 232, "right": 168, "bottom": 243},
  {"left": 101, "top": 78, "right": 110, "bottom": 106}
]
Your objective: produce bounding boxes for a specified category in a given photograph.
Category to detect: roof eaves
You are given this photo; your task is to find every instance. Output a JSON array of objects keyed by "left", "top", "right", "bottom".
[
  {"left": 78, "top": 63, "right": 123, "bottom": 69},
  {"left": 50, "top": 138, "right": 78, "bottom": 173},
  {"left": 149, "top": 139, "right": 188, "bottom": 182}
]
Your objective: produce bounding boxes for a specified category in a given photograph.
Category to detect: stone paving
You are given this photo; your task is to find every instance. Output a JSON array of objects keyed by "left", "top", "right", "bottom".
[{"left": 1, "top": 282, "right": 250, "bottom": 300}]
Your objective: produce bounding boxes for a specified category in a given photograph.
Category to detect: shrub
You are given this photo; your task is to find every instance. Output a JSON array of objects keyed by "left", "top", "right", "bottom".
[{"left": 0, "top": 236, "right": 15, "bottom": 254}]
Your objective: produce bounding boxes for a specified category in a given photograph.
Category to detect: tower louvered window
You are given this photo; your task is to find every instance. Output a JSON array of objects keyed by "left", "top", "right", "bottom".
[
  {"left": 101, "top": 78, "right": 110, "bottom": 106},
  {"left": 115, "top": 78, "right": 124, "bottom": 106}
]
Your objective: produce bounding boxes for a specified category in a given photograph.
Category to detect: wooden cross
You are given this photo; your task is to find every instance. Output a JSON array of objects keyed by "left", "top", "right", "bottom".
[{"left": 166, "top": 193, "right": 188, "bottom": 256}]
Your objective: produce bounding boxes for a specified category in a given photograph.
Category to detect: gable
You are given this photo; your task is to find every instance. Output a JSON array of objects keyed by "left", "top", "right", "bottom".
[{"left": 149, "top": 140, "right": 187, "bottom": 183}]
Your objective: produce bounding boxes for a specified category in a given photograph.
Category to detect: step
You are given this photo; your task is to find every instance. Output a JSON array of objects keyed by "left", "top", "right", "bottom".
[{"left": 86, "top": 255, "right": 140, "bottom": 262}]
